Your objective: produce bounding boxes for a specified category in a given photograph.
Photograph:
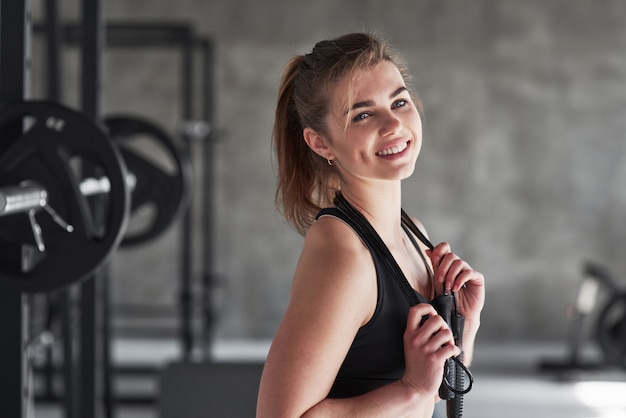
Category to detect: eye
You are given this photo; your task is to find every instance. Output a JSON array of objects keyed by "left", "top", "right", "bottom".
[
  {"left": 392, "top": 98, "right": 408, "bottom": 109},
  {"left": 352, "top": 112, "right": 371, "bottom": 123}
]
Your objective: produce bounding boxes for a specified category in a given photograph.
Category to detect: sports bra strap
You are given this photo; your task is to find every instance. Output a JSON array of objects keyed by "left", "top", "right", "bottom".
[
  {"left": 401, "top": 210, "right": 434, "bottom": 251},
  {"left": 316, "top": 193, "right": 430, "bottom": 306}
]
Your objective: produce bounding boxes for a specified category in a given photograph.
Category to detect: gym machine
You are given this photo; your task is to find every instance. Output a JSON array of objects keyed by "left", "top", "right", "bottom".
[
  {"left": 0, "top": 3, "right": 115, "bottom": 418},
  {"left": 33, "top": 17, "right": 217, "bottom": 363},
  {"left": 539, "top": 260, "right": 626, "bottom": 376},
  {"left": 33, "top": 15, "right": 205, "bottom": 418},
  {"left": 2, "top": 1, "right": 261, "bottom": 417},
  {"left": 1, "top": 1, "right": 198, "bottom": 417}
]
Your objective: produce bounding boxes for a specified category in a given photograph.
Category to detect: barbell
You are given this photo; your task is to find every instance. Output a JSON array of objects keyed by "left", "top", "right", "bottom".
[{"left": 0, "top": 100, "right": 192, "bottom": 293}]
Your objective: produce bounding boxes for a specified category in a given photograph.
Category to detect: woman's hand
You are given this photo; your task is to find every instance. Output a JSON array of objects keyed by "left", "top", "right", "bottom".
[
  {"left": 401, "top": 303, "right": 460, "bottom": 396},
  {"left": 426, "top": 242, "right": 485, "bottom": 322}
]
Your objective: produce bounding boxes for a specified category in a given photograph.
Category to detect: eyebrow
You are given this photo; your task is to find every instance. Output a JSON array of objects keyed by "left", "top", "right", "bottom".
[{"left": 348, "top": 86, "right": 408, "bottom": 113}]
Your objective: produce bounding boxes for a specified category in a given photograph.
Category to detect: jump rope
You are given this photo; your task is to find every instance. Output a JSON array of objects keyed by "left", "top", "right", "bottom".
[{"left": 329, "top": 192, "right": 474, "bottom": 418}]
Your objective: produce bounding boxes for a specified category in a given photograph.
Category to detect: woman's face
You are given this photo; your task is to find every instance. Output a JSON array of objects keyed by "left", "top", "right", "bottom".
[{"left": 324, "top": 60, "right": 423, "bottom": 184}]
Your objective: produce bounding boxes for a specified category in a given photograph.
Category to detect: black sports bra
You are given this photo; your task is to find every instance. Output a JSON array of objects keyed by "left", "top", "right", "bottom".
[{"left": 315, "top": 192, "right": 435, "bottom": 398}]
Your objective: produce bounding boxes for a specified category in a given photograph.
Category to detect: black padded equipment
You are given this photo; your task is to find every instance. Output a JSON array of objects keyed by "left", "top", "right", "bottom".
[
  {"left": 159, "top": 362, "right": 264, "bottom": 418},
  {"left": 597, "top": 292, "right": 626, "bottom": 366}
]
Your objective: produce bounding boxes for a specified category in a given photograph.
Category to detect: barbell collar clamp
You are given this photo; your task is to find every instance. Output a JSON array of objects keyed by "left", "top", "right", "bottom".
[
  {"left": 79, "top": 172, "right": 136, "bottom": 196},
  {"left": 0, "top": 180, "right": 75, "bottom": 252},
  {"left": 28, "top": 208, "right": 46, "bottom": 252},
  {"left": 0, "top": 171, "right": 139, "bottom": 253},
  {"left": 0, "top": 180, "right": 47, "bottom": 216}
]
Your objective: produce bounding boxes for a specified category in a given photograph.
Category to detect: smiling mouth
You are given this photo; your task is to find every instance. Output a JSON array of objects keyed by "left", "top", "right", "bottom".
[{"left": 376, "top": 140, "right": 409, "bottom": 156}]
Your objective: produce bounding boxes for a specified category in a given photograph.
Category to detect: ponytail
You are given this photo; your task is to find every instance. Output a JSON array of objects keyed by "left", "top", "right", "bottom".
[{"left": 274, "top": 56, "right": 338, "bottom": 236}]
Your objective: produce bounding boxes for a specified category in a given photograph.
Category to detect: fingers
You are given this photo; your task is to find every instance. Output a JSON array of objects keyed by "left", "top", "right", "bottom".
[
  {"left": 402, "top": 304, "right": 461, "bottom": 395},
  {"left": 426, "top": 242, "right": 475, "bottom": 292},
  {"left": 406, "top": 303, "right": 437, "bottom": 330},
  {"left": 406, "top": 304, "right": 459, "bottom": 357}
]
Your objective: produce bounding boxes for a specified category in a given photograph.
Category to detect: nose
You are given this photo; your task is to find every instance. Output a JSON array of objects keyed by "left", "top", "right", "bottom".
[{"left": 379, "top": 111, "right": 402, "bottom": 136}]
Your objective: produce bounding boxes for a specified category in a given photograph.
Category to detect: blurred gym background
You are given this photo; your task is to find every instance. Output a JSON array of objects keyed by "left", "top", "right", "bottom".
[{"left": 2, "top": 0, "right": 626, "bottom": 417}]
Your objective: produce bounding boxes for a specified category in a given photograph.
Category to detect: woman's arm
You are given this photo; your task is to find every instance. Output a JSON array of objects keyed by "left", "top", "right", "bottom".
[{"left": 257, "top": 217, "right": 458, "bottom": 418}]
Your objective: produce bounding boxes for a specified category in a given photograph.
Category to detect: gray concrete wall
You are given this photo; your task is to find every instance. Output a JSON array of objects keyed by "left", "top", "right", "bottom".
[{"left": 35, "top": 0, "right": 626, "bottom": 343}]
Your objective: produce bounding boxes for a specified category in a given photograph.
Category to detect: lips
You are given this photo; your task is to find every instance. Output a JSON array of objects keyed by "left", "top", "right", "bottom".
[{"left": 376, "top": 140, "right": 409, "bottom": 156}]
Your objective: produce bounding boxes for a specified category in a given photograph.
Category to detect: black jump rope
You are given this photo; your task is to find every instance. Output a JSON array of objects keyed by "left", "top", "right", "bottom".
[{"left": 328, "top": 192, "right": 474, "bottom": 418}]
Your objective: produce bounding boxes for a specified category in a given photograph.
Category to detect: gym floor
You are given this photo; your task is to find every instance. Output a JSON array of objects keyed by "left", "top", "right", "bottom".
[{"left": 33, "top": 340, "right": 626, "bottom": 418}]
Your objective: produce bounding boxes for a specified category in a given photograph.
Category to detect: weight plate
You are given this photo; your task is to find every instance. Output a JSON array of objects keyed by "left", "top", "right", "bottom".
[
  {"left": 104, "top": 115, "right": 192, "bottom": 247},
  {"left": 0, "top": 100, "right": 130, "bottom": 293},
  {"left": 596, "top": 292, "right": 626, "bottom": 367}
]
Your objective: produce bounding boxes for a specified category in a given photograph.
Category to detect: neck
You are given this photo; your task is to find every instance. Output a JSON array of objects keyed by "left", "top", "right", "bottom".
[{"left": 338, "top": 181, "right": 404, "bottom": 245}]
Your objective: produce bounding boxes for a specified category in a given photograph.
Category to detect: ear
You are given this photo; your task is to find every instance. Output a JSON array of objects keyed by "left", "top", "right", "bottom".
[{"left": 303, "top": 127, "right": 333, "bottom": 160}]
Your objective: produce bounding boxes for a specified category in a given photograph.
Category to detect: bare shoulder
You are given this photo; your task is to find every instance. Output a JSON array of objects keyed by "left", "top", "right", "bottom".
[
  {"left": 304, "top": 213, "right": 370, "bottom": 257},
  {"left": 299, "top": 214, "right": 374, "bottom": 282},
  {"left": 291, "top": 214, "right": 377, "bottom": 323}
]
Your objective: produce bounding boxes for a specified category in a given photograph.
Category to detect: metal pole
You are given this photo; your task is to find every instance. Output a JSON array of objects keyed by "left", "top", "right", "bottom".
[
  {"left": 42, "top": 4, "right": 80, "bottom": 418},
  {"left": 200, "top": 38, "right": 217, "bottom": 359},
  {"left": 180, "top": 29, "right": 195, "bottom": 362},
  {"left": 45, "top": 0, "right": 61, "bottom": 100},
  {"left": 78, "top": 1, "right": 107, "bottom": 417},
  {"left": 0, "top": 0, "right": 31, "bottom": 417}
]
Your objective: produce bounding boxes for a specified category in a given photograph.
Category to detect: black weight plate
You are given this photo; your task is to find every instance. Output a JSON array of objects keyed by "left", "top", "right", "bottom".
[
  {"left": 596, "top": 292, "right": 626, "bottom": 367},
  {"left": 0, "top": 100, "right": 130, "bottom": 293},
  {"left": 104, "top": 115, "right": 192, "bottom": 247}
]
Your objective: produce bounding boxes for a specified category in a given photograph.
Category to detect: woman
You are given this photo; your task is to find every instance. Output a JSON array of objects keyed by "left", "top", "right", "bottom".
[{"left": 257, "top": 32, "right": 485, "bottom": 417}]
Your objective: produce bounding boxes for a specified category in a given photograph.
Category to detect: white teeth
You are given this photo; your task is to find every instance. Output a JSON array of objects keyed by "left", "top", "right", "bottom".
[{"left": 377, "top": 141, "right": 408, "bottom": 156}]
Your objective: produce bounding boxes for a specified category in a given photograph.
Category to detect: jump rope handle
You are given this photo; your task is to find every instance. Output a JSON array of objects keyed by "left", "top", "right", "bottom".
[
  {"left": 432, "top": 292, "right": 456, "bottom": 400},
  {"left": 448, "top": 310, "right": 467, "bottom": 418},
  {"left": 432, "top": 290, "right": 472, "bottom": 418},
  {"left": 399, "top": 209, "right": 473, "bottom": 416}
]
